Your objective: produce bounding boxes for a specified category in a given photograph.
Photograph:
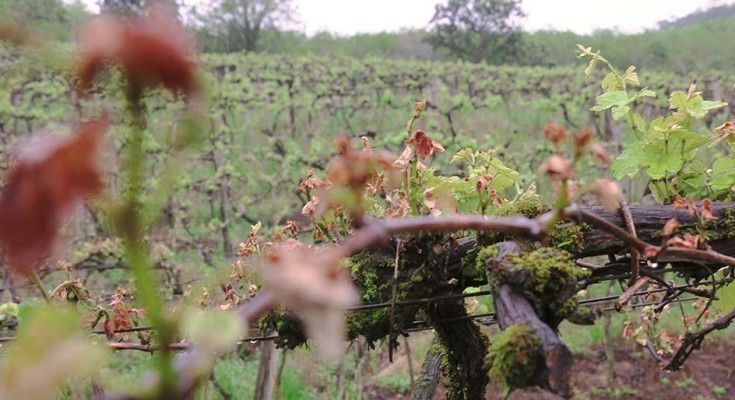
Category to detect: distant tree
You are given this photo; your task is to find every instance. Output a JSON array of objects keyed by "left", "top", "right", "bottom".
[
  {"left": 98, "top": 0, "right": 145, "bottom": 16},
  {"left": 428, "top": 0, "right": 525, "bottom": 64},
  {"left": 0, "top": 0, "right": 84, "bottom": 41},
  {"left": 98, "top": 0, "right": 179, "bottom": 18},
  {"left": 195, "top": 0, "right": 296, "bottom": 52},
  {"left": 0, "top": 0, "right": 67, "bottom": 23}
]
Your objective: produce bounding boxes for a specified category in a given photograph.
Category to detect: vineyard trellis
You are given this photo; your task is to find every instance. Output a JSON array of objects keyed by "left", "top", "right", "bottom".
[{"left": 2, "top": 11, "right": 735, "bottom": 400}]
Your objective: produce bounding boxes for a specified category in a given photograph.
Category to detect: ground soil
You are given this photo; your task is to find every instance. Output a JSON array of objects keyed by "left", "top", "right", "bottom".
[{"left": 366, "top": 339, "right": 735, "bottom": 399}]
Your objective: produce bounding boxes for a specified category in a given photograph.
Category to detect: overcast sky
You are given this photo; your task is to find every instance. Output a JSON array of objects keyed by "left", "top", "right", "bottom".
[{"left": 77, "top": 0, "right": 735, "bottom": 35}]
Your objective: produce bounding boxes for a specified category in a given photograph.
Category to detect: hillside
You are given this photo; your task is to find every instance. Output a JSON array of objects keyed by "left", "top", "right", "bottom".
[
  {"left": 658, "top": 3, "right": 735, "bottom": 29},
  {"left": 245, "top": 3, "right": 735, "bottom": 73}
]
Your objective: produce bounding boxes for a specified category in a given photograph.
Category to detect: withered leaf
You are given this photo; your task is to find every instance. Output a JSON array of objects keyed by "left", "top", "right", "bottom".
[
  {"left": 262, "top": 241, "right": 359, "bottom": 362},
  {"left": 543, "top": 123, "right": 567, "bottom": 144},
  {"left": 590, "top": 178, "right": 621, "bottom": 212},
  {"left": 407, "top": 130, "right": 444, "bottom": 160},
  {"left": 0, "top": 119, "right": 108, "bottom": 276},
  {"left": 77, "top": 11, "right": 198, "bottom": 97}
]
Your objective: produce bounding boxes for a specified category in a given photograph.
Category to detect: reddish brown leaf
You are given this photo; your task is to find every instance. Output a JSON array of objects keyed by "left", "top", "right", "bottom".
[
  {"left": 384, "top": 194, "right": 410, "bottom": 219},
  {"left": 643, "top": 246, "right": 660, "bottom": 259},
  {"left": 539, "top": 155, "right": 573, "bottom": 181},
  {"left": 301, "top": 196, "right": 321, "bottom": 219},
  {"left": 543, "top": 123, "right": 567, "bottom": 144},
  {"left": 476, "top": 174, "right": 493, "bottom": 193},
  {"left": 282, "top": 220, "right": 299, "bottom": 237},
  {"left": 406, "top": 130, "right": 444, "bottom": 160},
  {"left": 701, "top": 199, "right": 717, "bottom": 221},
  {"left": 326, "top": 137, "right": 396, "bottom": 189},
  {"left": 667, "top": 233, "right": 705, "bottom": 250},
  {"left": 299, "top": 169, "right": 330, "bottom": 193},
  {"left": 592, "top": 144, "right": 612, "bottom": 165},
  {"left": 0, "top": 119, "right": 108, "bottom": 276},
  {"left": 662, "top": 218, "right": 679, "bottom": 237},
  {"left": 77, "top": 11, "right": 198, "bottom": 97},
  {"left": 574, "top": 128, "right": 594, "bottom": 149},
  {"left": 714, "top": 120, "right": 735, "bottom": 145},
  {"left": 672, "top": 197, "right": 697, "bottom": 217},
  {"left": 392, "top": 146, "right": 414, "bottom": 171}
]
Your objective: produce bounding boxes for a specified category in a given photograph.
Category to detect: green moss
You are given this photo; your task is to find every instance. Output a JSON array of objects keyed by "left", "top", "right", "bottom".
[
  {"left": 461, "top": 244, "right": 500, "bottom": 280},
  {"left": 494, "top": 184, "right": 544, "bottom": 218},
  {"left": 258, "top": 309, "right": 307, "bottom": 350},
  {"left": 490, "top": 247, "right": 590, "bottom": 326},
  {"left": 565, "top": 306, "right": 596, "bottom": 325},
  {"left": 344, "top": 247, "right": 432, "bottom": 348},
  {"left": 486, "top": 323, "right": 544, "bottom": 396},
  {"left": 347, "top": 252, "right": 389, "bottom": 303},
  {"left": 549, "top": 224, "right": 586, "bottom": 253},
  {"left": 680, "top": 207, "right": 735, "bottom": 242}
]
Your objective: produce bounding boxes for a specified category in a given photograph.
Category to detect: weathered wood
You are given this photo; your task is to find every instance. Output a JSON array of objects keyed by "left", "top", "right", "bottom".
[
  {"left": 574, "top": 202, "right": 735, "bottom": 257},
  {"left": 253, "top": 339, "right": 277, "bottom": 400},
  {"left": 428, "top": 298, "right": 489, "bottom": 400},
  {"left": 488, "top": 242, "right": 573, "bottom": 398},
  {"left": 411, "top": 337, "right": 444, "bottom": 400}
]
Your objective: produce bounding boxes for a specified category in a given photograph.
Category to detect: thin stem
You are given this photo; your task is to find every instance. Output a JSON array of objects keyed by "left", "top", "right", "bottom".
[
  {"left": 30, "top": 271, "right": 51, "bottom": 303},
  {"left": 122, "top": 98, "right": 177, "bottom": 397}
]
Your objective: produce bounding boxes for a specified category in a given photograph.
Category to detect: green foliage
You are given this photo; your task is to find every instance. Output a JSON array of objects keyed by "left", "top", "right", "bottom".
[
  {"left": 377, "top": 372, "right": 413, "bottom": 392},
  {"left": 0, "top": 0, "right": 85, "bottom": 42},
  {"left": 580, "top": 45, "right": 733, "bottom": 202},
  {"left": 427, "top": 0, "right": 525, "bottom": 64},
  {"left": 98, "top": 0, "right": 145, "bottom": 16},
  {"left": 193, "top": 0, "right": 295, "bottom": 52}
]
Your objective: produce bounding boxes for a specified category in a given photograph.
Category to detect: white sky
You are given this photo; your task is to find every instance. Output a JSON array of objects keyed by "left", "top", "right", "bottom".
[{"left": 76, "top": 0, "right": 735, "bottom": 35}]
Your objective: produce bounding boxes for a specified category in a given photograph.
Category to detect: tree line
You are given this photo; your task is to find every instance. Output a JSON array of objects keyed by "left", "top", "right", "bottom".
[{"left": 3, "top": 0, "right": 735, "bottom": 72}]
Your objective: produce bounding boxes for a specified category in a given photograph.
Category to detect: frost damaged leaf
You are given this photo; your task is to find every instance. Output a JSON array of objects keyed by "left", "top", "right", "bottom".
[
  {"left": 76, "top": 11, "right": 198, "bottom": 98},
  {"left": 702, "top": 199, "right": 717, "bottom": 221},
  {"left": 663, "top": 218, "right": 679, "bottom": 237},
  {"left": 0, "top": 119, "right": 108, "bottom": 276},
  {"left": 539, "top": 155, "right": 573, "bottom": 181},
  {"left": 392, "top": 146, "right": 414, "bottom": 171},
  {"left": 590, "top": 178, "right": 620, "bottom": 212},
  {"left": 0, "top": 306, "right": 107, "bottom": 399},
  {"left": 407, "top": 130, "right": 444, "bottom": 160},
  {"left": 542, "top": 123, "right": 567, "bottom": 144},
  {"left": 262, "top": 242, "right": 359, "bottom": 362}
]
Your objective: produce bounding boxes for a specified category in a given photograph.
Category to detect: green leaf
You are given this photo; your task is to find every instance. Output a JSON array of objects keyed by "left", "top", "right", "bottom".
[
  {"left": 680, "top": 175, "right": 707, "bottom": 196},
  {"left": 611, "top": 142, "right": 644, "bottom": 179},
  {"left": 611, "top": 104, "right": 630, "bottom": 120},
  {"left": 689, "top": 100, "right": 727, "bottom": 119},
  {"left": 669, "top": 91, "right": 689, "bottom": 111},
  {"left": 710, "top": 158, "right": 735, "bottom": 191},
  {"left": 601, "top": 73, "right": 623, "bottom": 91},
  {"left": 627, "top": 111, "right": 646, "bottom": 133},
  {"left": 641, "top": 144, "right": 682, "bottom": 180},
  {"left": 450, "top": 148, "right": 475, "bottom": 165},
  {"left": 0, "top": 306, "right": 108, "bottom": 399},
  {"left": 623, "top": 66, "right": 640, "bottom": 87},
  {"left": 648, "top": 181, "right": 670, "bottom": 203},
  {"left": 669, "top": 90, "right": 726, "bottom": 119},
  {"left": 591, "top": 90, "right": 627, "bottom": 112},
  {"left": 669, "top": 129, "right": 709, "bottom": 154}
]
